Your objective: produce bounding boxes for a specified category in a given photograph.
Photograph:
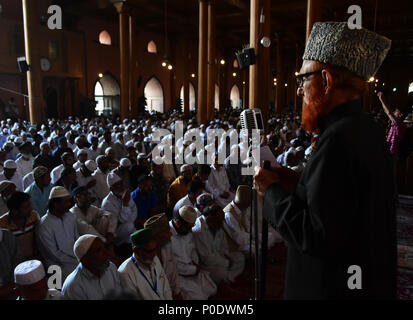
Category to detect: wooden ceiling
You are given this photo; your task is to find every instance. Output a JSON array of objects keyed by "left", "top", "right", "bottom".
[{"left": 54, "top": 0, "right": 413, "bottom": 65}]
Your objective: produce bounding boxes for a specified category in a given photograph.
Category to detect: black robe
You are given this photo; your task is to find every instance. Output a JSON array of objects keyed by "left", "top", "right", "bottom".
[{"left": 263, "top": 100, "right": 397, "bottom": 299}]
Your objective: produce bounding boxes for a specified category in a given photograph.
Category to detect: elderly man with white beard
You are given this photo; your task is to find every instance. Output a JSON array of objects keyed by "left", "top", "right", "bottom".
[
  {"left": 62, "top": 235, "right": 122, "bottom": 300},
  {"left": 144, "top": 213, "right": 184, "bottom": 300},
  {"left": 169, "top": 205, "right": 217, "bottom": 300},
  {"left": 118, "top": 228, "right": 172, "bottom": 300},
  {"left": 102, "top": 172, "right": 136, "bottom": 260}
]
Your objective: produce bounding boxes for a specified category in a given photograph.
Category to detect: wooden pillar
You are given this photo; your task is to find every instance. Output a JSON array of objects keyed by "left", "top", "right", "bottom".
[
  {"left": 258, "top": 0, "right": 271, "bottom": 129},
  {"left": 306, "top": 0, "right": 322, "bottom": 41},
  {"left": 114, "top": 2, "right": 130, "bottom": 120},
  {"left": 206, "top": 0, "right": 216, "bottom": 121},
  {"left": 129, "top": 15, "right": 138, "bottom": 120},
  {"left": 197, "top": 0, "right": 208, "bottom": 124},
  {"left": 22, "top": 0, "right": 45, "bottom": 124},
  {"left": 183, "top": 42, "right": 190, "bottom": 116},
  {"left": 276, "top": 36, "right": 285, "bottom": 114},
  {"left": 248, "top": 0, "right": 259, "bottom": 109}
]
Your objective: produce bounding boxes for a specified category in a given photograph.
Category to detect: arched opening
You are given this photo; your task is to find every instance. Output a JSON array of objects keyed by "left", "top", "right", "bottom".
[
  {"left": 94, "top": 73, "right": 120, "bottom": 116},
  {"left": 144, "top": 77, "right": 164, "bottom": 113},
  {"left": 147, "top": 40, "right": 157, "bottom": 54},
  {"left": 409, "top": 82, "right": 413, "bottom": 94},
  {"left": 179, "top": 82, "right": 196, "bottom": 111},
  {"left": 99, "top": 30, "right": 112, "bottom": 45},
  {"left": 230, "top": 84, "right": 241, "bottom": 109},
  {"left": 215, "top": 84, "right": 219, "bottom": 110}
]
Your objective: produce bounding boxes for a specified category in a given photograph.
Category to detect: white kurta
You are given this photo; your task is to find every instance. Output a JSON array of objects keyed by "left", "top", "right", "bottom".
[
  {"left": 88, "top": 146, "right": 101, "bottom": 161},
  {"left": 192, "top": 216, "right": 245, "bottom": 284},
  {"left": 173, "top": 194, "right": 195, "bottom": 216},
  {"left": 169, "top": 221, "right": 217, "bottom": 300},
  {"left": 205, "top": 165, "right": 234, "bottom": 208},
  {"left": 70, "top": 204, "right": 117, "bottom": 241},
  {"left": 0, "top": 172, "right": 23, "bottom": 192},
  {"left": 22, "top": 172, "right": 34, "bottom": 191},
  {"left": 51, "top": 164, "right": 64, "bottom": 184},
  {"left": 223, "top": 201, "right": 252, "bottom": 255},
  {"left": 62, "top": 262, "right": 122, "bottom": 300},
  {"left": 76, "top": 169, "right": 94, "bottom": 187},
  {"left": 36, "top": 211, "right": 79, "bottom": 281},
  {"left": 92, "top": 168, "right": 110, "bottom": 205},
  {"left": 101, "top": 192, "right": 137, "bottom": 246},
  {"left": 159, "top": 242, "right": 182, "bottom": 298},
  {"left": 118, "top": 254, "right": 172, "bottom": 300},
  {"left": 16, "top": 156, "right": 34, "bottom": 179}
]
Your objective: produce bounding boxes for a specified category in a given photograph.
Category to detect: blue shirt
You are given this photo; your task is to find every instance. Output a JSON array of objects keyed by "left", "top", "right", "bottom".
[
  {"left": 25, "top": 182, "right": 54, "bottom": 217},
  {"left": 130, "top": 188, "right": 157, "bottom": 219}
]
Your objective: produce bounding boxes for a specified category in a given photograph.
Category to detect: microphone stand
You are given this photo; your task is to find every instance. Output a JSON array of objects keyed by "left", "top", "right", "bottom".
[
  {"left": 260, "top": 160, "right": 271, "bottom": 299},
  {"left": 246, "top": 133, "right": 261, "bottom": 300}
]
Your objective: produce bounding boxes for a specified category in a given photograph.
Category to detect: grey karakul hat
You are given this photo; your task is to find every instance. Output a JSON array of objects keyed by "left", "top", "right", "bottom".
[{"left": 303, "top": 22, "right": 391, "bottom": 80}]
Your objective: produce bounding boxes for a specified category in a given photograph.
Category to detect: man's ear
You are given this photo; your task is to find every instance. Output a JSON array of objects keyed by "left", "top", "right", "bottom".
[{"left": 321, "top": 69, "right": 334, "bottom": 94}]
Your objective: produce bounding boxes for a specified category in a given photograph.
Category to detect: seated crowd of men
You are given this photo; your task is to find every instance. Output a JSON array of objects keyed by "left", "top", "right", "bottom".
[{"left": 0, "top": 110, "right": 316, "bottom": 300}]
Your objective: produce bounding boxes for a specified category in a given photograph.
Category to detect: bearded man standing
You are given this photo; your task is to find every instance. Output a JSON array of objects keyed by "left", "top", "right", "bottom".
[{"left": 254, "top": 22, "right": 396, "bottom": 299}]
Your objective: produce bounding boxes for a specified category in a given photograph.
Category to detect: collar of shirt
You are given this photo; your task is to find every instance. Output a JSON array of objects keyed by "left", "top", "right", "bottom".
[{"left": 318, "top": 99, "right": 363, "bottom": 134}]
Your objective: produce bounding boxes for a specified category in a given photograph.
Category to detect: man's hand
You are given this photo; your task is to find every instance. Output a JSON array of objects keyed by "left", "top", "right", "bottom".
[
  {"left": 122, "top": 189, "right": 131, "bottom": 206},
  {"left": 254, "top": 165, "right": 300, "bottom": 196},
  {"left": 254, "top": 167, "right": 280, "bottom": 197}
]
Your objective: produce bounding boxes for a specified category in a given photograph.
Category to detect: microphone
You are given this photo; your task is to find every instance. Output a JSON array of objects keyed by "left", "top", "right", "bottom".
[{"left": 240, "top": 108, "right": 264, "bottom": 133}]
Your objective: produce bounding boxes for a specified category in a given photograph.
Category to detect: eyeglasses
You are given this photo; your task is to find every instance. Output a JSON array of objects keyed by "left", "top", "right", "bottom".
[{"left": 295, "top": 69, "right": 323, "bottom": 88}]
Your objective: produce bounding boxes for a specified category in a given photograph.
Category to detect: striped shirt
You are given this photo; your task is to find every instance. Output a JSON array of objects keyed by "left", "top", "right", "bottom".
[
  {"left": 0, "top": 210, "right": 40, "bottom": 260},
  {"left": 387, "top": 119, "right": 406, "bottom": 155}
]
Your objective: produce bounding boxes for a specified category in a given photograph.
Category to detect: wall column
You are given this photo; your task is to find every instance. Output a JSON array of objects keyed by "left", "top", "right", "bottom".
[
  {"left": 114, "top": 2, "right": 130, "bottom": 120},
  {"left": 258, "top": 0, "right": 271, "bottom": 128},
  {"left": 129, "top": 15, "right": 139, "bottom": 120},
  {"left": 306, "top": 0, "right": 322, "bottom": 41},
  {"left": 248, "top": 0, "right": 259, "bottom": 110},
  {"left": 206, "top": 0, "right": 216, "bottom": 121},
  {"left": 197, "top": 0, "right": 208, "bottom": 124},
  {"left": 22, "top": 0, "right": 45, "bottom": 124}
]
